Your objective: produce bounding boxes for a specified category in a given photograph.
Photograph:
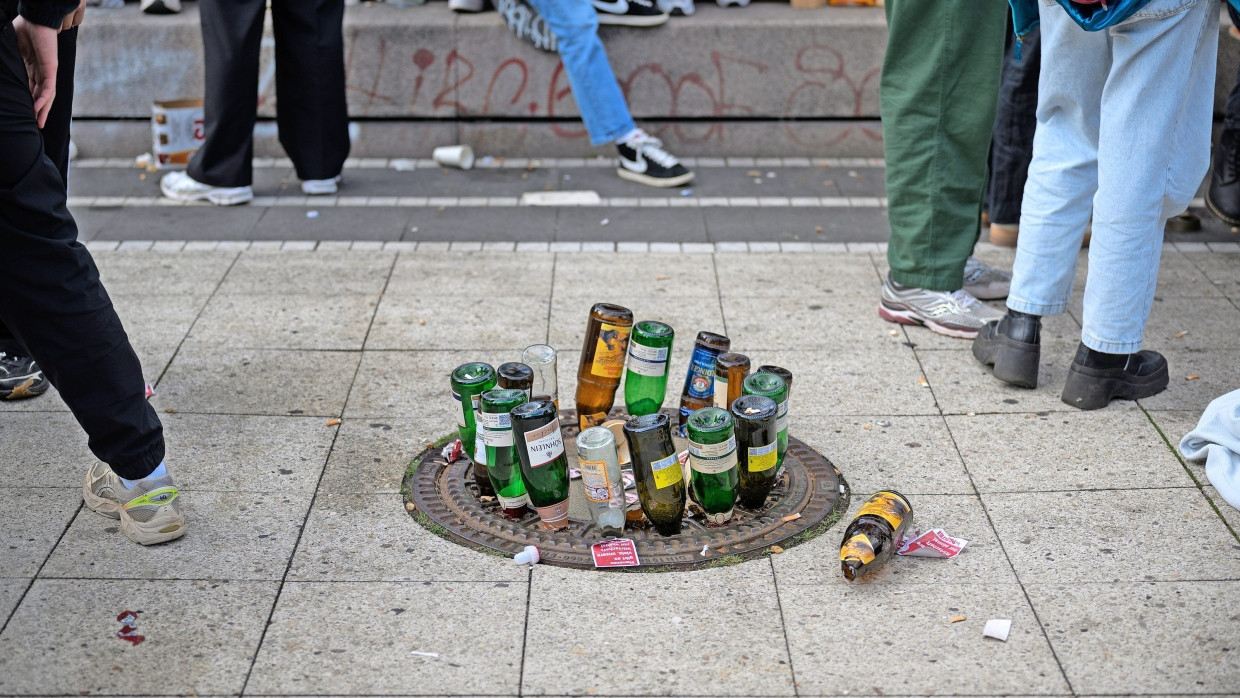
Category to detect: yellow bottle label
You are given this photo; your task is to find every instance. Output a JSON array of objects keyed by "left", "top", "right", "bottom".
[
  {"left": 747, "top": 442, "right": 778, "bottom": 472},
  {"left": 840, "top": 532, "right": 876, "bottom": 564},
  {"left": 590, "top": 322, "right": 631, "bottom": 379},
  {"left": 855, "top": 491, "right": 909, "bottom": 531},
  {"left": 650, "top": 453, "right": 682, "bottom": 489}
]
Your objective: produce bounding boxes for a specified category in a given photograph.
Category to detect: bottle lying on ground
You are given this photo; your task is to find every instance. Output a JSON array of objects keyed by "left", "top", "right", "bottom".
[
  {"left": 678, "top": 331, "right": 731, "bottom": 435},
  {"left": 576, "top": 303, "right": 634, "bottom": 429},
  {"left": 576, "top": 425, "right": 626, "bottom": 537},
  {"left": 479, "top": 388, "right": 531, "bottom": 518},
  {"left": 731, "top": 394, "right": 779, "bottom": 510},
  {"left": 755, "top": 365, "right": 792, "bottom": 474},
  {"left": 511, "top": 399, "right": 570, "bottom": 530},
  {"left": 450, "top": 362, "right": 497, "bottom": 497},
  {"left": 742, "top": 372, "right": 789, "bottom": 471},
  {"left": 623, "top": 413, "right": 686, "bottom": 536},
  {"left": 839, "top": 491, "right": 913, "bottom": 581},
  {"left": 498, "top": 362, "right": 534, "bottom": 401},
  {"left": 624, "top": 320, "right": 675, "bottom": 417},
  {"left": 686, "top": 407, "right": 739, "bottom": 525},
  {"left": 521, "top": 344, "right": 559, "bottom": 408},
  {"left": 713, "top": 352, "right": 750, "bottom": 411}
]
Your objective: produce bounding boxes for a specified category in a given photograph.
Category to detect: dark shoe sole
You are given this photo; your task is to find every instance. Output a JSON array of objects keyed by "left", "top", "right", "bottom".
[
  {"left": 1, "top": 375, "right": 49, "bottom": 400},
  {"left": 1205, "top": 189, "right": 1240, "bottom": 227},
  {"left": 878, "top": 300, "right": 981, "bottom": 339},
  {"left": 1061, "top": 360, "right": 1170, "bottom": 410},
  {"left": 972, "top": 326, "right": 1039, "bottom": 389},
  {"left": 616, "top": 167, "right": 694, "bottom": 188},
  {"left": 597, "top": 12, "right": 670, "bottom": 26}
]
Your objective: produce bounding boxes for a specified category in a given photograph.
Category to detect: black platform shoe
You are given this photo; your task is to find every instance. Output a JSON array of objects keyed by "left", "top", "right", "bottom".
[
  {"left": 1060, "top": 343, "right": 1169, "bottom": 411},
  {"left": 971, "top": 310, "right": 1041, "bottom": 388},
  {"left": 1207, "top": 129, "right": 1240, "bottom": 226}
]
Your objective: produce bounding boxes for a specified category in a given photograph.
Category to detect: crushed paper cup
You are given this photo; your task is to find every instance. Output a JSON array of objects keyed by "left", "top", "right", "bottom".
[
  {"left": 441, "top": 439, "right": 464, "bottom": 463},
  {"left": 897, "top": 528, "right": 968, "bottom": 558},
  {"left": 983, "top": 618, "right": 1011, "bottom": 642}
]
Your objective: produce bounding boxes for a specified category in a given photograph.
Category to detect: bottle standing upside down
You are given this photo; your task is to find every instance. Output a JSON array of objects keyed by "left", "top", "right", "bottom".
[
  {"left": 576, "top": 303, "right": 634, "bottom": 429},
  {"left": 521, "top": 344, "right": 559, "bottom": 408},
  {"left": 686, "top": 406, "right": 739, "bottom": 525},
  {"left": 755, "top": 365, "right": 793, "bottom": 474},
  {"left": 839, "top": 490, "right": 913, "bottom": 581},
  {"left": 624, "top": 320, "right": 675, "bottom": 417},
  {"left": 498, "top": 362, "right": 534, "bottom": 401},
  {"left": 511, "top": 399, "right": 570, "bottom": 530},
  {"left": 450, "top": 362, "right": 497, "bottom": 497},
  {"left": 713, "top": 352, "right": 751, "bottom": 411},
  {"left": 742, "top": 372, "right": 789, "bottom": 471},
  {"left": 623, "top": 413, "right": 686, "bottom": 536},
  {"left": 576, "top": 426, "right": 626, "bottom": 537},
  {"left": 731, "top": 394, "right": 779, "bottom": 510},
  {"left": 678, "top": 331, "right": 731, "bottom": 435},
  {"left": 479, "top": 388, "right": 531, "bottom": 518}
]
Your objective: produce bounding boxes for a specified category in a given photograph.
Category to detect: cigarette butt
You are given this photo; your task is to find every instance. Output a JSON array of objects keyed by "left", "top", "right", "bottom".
[
  {"left": 781, "top": 513, "right": 802, "bottom": 522},
  {"left": 481, "top": 496, "right": 495, "bottom": 502},
  {"left": 656, "top": 275, "right": 669, "bottom": 281},
  {"left": 863, "top": 424, "right": 872, "bottom": 430},
  {"left": 164, "top": 408, "right": 176, "bottom": 414},
  {"left": 889, "top": 329, "right": 899, "bottom": 337},
  {"left": 419, "top": 319, "right": 426, "bottom": 326},
  {"left": 949, "top": 615, "right": 966, "bottom": 623},
  {"left": 746, "top": 170, "right": 761, "bottom": 177},
  {"left": 1174, "top": 331, "right": 1188, "bottom": 339},
  {"left": 770, "top": 545, "right": 785, "bottom": 554},
  {"left": 918, "top": 377, "right": 929, "bottom": 387},
  {"left": 814, "top": 226, "right": 823, "bottom": 233},
  {"left": 405, "top": 501, "right": 415, "bottom": 511},
  {"left": 326, "top": 418, "right": 341, "bottom": 426},
  {"left": 1186, "top": 374, "right": 1200, "bottom": 380}
]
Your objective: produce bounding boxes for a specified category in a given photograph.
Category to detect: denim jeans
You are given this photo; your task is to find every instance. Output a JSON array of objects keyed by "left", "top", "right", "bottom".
[
  {"left": 524, "top": 0, "right": 635, "bottom": 146},
  {"left": 1007, "top": 0, "right": 1218, "bottom": 354}
]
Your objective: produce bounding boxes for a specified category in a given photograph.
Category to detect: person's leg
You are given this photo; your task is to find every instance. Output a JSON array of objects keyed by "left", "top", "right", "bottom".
[
  {"left": 986, "top": 24, "right": 1040, "bottom": 241},
  {"left": 882, "top": 0, "right": 1007, "bottom": 292},
  {"left": 1206, "top": 1, "right": 1240, "bottom": 224},
  {"left": 271, "top": 0, "right": 349, "bottom": 183}
]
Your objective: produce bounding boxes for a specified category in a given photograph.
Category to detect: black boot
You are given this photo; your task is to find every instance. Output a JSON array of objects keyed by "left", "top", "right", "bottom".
[
  {"left": 971, "top": 310, "right": 1041, "bottom": 388},
  {"left": 1060, "top": 343, "right": 1169, "bottom": 410},
  {"left": 1207, "top": 129, "right": 1240, "bottom": 226}
]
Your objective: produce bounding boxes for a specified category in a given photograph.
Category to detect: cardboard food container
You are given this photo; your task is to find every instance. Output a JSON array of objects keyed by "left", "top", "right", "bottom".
[{"left": 151, "top": 98, "right": 205, "bottom": 168}]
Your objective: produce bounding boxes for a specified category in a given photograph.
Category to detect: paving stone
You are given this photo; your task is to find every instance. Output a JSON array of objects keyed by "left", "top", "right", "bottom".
[
  {"left": 1138, "top": 348, "right": 1240, "bottom": 413},
  {"left": 741, "top": 347, "right": 938, "bottom": 416},
  {"left": 982, "top": 489, "right": 1240, "bottom": 583},
  {"left": 93, "top": 250, "right": 236, "bottom": 296},
  {"left": 367, "top": 294, "right": 551, "bottom": 351},
  {"left": 1203, "top": 486, "right": 1240, "bottom": 533},
  {"left": 1024, "top": 581, "right": 1240, "bottom": 694},
  {"left": 344, "top": 350, "right": 512, "bottom": 426},
  {"left": 42, "top": 490, "right": 311, "bottom": 581},
  {"left": 245, "top": 581, "right": 526, "bottom": 696},
  {"left": 250, "top": 206, "right": 409, "bottom": 241},
  {"left": 714, "top": 252, "right": 881, "bottom": 298},
  {"left": 780, "top": 582, "right": 1068, "bottom": 696},
  {"left": 552, "top": 252, "right": 719, "bottom": 298},
  {"left": 404, "top": 206, "right": 557, "bottom": 242},
  {"left": 385, "top": 251, "right": 555, "bottom": 298},
  {"left": 0, "top": 579, "right": 276, "bottom": 696},
  {"left": 1140, "top": 297, "right": 1240, "bottom": 350},
  {"left": 0, "top": 384, "right": 70, "bottom": 414},
  {"left": 0, "top": 488, "right": 80, "bottom": 577},
  {"left": 66, "top": 205, "right": 120, "bottom": 242},
  {"left": 217, "top": 249, "right": 395, "bottom": 295},
  {"left": 522, "top": 564, "right": 794, "bottom": 696},
  {"left": 158, "top": 347, "right": 360, "bottom": 417},
  {"left": 1183, "top": 250, "right": 1240, "bottom": 297},
  {"left": 0, "top": 413, "right": 96, "bottom": 488},
  {"left": 288, "top": 493, "right": 526, "bottom": 582},
  {"left": 721, "top": 295, "right": 902, "bottom": 350},
  {"left": 91, "top": 206, "right": 265, "bottom": 240},
  {"left": 704, "top": 206, "right": 888, "bottom": 243},
  {"left": 187, "top": 294, "right": 378, "bottom": 350},
  {"left": 0, "top": 578, "right": 27, "bottom": 621},
  {"left": 318, "top": 419, "right": 430, "bottom": 494},
  {"left": 110, "top": 294, "right": 206, "bottom": 374},
  {"left": 1148, "top": 249, "right": 1226, "bottom": 297},
  {"left": 556, "top": 207, "right": 709, "bottom": 242},
  {"left": 161, "top": 413, "right": 334, "bottom": 494},
  {"left": 947, "top": 410, "right": 1194, "bottom": 492},
  {"left": 548, "top": 294, "right": 725, "bottom": 353}
]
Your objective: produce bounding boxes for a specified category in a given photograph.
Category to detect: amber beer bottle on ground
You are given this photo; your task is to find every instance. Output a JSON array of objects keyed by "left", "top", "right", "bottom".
[
  {"left": 498, "top": 362, "right": 534, "bottom": 401},
  {"left": 511, "top": 400, "right": 570, "bottom": 530},
  {"left": 741, "top": 372, "right": 789, "bottom": 469},
  {"left": 731, "top": 394, "right": 779, "bottom": 509},
  {"left": 623, "top": 413, "right": 686, "bottom": 536},
  {"left": 479, "top": 388, "right": 531, "bottom": 519},
  {"left": 713, "top": 352, "right": 751, "bottom": 411},
  {"left": 839, "top": 491, "right": 913, "bottom": 581},
  {"left": 678, "top": 331, "right": 731, "bottom": 434},
  {"left": 686, "top": 407, "right": 739, "bottom": 525},
  {"left": 575, "top": 303, "right": 634, "bottom": 429},
  {"left": 450, "top": 362, "right": 497, "bottom": 497}
]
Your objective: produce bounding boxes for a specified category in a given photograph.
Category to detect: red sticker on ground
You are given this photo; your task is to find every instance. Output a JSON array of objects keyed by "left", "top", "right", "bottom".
[{"left": 591, "top": 539, "right": 640, "bottom": 568}]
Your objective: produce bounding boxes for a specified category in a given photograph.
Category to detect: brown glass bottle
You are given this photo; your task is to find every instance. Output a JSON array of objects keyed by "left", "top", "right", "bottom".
[
  {"left": 839, "top": 491, "right": 913, "bottom": 581},
  {"left": 713, "top": 352, "right": 751, "bottom": 411},
  {"left": 498, "top": 362, "right": 534, "bottom": 401},
  {"left": 575, "top": 303, "right": 634, "bottom": 429},
  {"left": 678, "top": 331, "right": 731, "bottom": 434}
]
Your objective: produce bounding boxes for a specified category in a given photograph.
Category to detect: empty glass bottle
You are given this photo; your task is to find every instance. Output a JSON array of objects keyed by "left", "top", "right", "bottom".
[
  {"left": 742, "top": 372, "right": 789, "bottom": 470},
  {"left": 713, "top": 352, "right": 751, "bottom": 411},
  {"left": 450, "top": 362, "right": 497, "bottom": 497},
  {"left": 521, "top": 344, "right": 559, "bottom": 408},
  {"left": 576, "top": 303, "right": 634, "bottom": 429},
  {"left": 731, "top": 395, "right": 779, "bottom": 509},
  {"left": 756, "top": 365, "right": 793, "bottom": 474},
  {"left": 624, "top": 320, "right": 675, "bottom": 417},
  {"left": 576, "top": 426, "right": 626, "bottom": 537},
  {"left": 678, "top": 331, "right": 731, "bottom": 434},
  {"left": 511, "top": 400, "right": 570, "bottom": 530},
  {"left": 623, "top": 413, "right": 685, "bottom": 536},
  {"left": 498, "top": 362, "right": 534, "bottom": 400},
  {"left": 686, "top": 407, "right": 738, "bottom": 525},
  {"left": 840, "top": 491, "right": 913, "bottom": 581},
  {"left": 479, "top": 388, "right": 531, "bottom": 518}
]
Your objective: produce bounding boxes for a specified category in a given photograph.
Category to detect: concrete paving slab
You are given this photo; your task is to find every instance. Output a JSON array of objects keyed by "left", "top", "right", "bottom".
[
  {"left": 780, "top": 582, "right": 1068, "bottom": 696},
  {"left": 0, "top": 413, "right": 96, "bottom": 489},
  {"left": 714, "top": 252, "right": 881, "bottom": 298},
  {"left": 161, "top": 413, "right": 335, "bottom": 494},
  {"left": 110, "top": 294, "right": 206, "bottom": 374},
  {"left": 704, "top": 206, "right": 889, "bottom": 243},
  {"left": 555, "top": 207, "right": 710, "bottom": 242},
  {"left": 947, "top": 410, "right": 1194, "bottom": 493},
  {"left": 93, "top": 249, "right": 237, "bottom": 297},
  {"left": 385, "top": 251, "right": 555, "bottom": 298},
  {"left": 288, "top": 493, "right": 526, "bottom": 583},
  {"left": 246, "top": 581, "right": 526, "bottom": 696},
  {"left": 0, "top": 579, "right": 276, "bottom": 696},
  {"left": 66, "top": 205, "right": 120, "bottom": 242},
  {"left": 794, "top": 415, "right": 974, "bottom": 496},
  {"left": 982, "top": 489, "right": 1240, "bottom": 584},
  {"left": 0, "top": 384, "right": 70, "bottom": 414},
  {"left": 1138, "top": 348, "right": 1240, "bottom": 413},
  {"left": 1140, "top": 297, "right": 1240, "bottom": 350},
  {"left": 91, "top": 206, "right": 266, "bottom": 241},
  {"left": 774, "top": 494, "right": 1016, "bottom": 586},
  {"left": 740, "top": 347, "right": 938, "bottom": 416},
  {"left": 0, "top": 488, "right": 80, "bottom": 577},
  {"left": 1146, "top": 409, "right": 1204, "bottom": 457},
  {"left": 1025, "top": 581, "right": 1240, "bottom": 695},
  {"left": 251, "top": 206, "right": 410, "bottom": 241},
  {"left": 722, "top": 295, "right": 905, "bottom": 350},
  {"left": 215, "top": 249, "right": 394, "bottom": 295},
  {"left": 187, "top": 294, "right": 379, "bottom": 350},
  {"left": 319, "top": 419, "right": 430, "bottom": 494},
  {"left": 343, "top": 350, "right": 513, "bottom": 425},
  {"left": 552, "top": 252, "right": 719, "bottom": 298},
  {"left": 1203, "top": 486, "right": 1240, "bottom": 534},
  {"left": 1149, "top": 249, "right": 1227, "bottom": 297},
  {"left": 404, "top": 207, "right": 558, "bottom": 242},
  {"left": 1183, "top": 250, "right": 1240, "bottom": 297},
  {"left": 157, "top": 347, "right": 360, "bottom": 417},
  {"left": 42, "top": 489, "right": 311, "bottom": 581},
  {"left": 549, "top": 294, "right": 725, "bottom": 356},
  {"left": 521, "top": 564, "right": 794, "bottom": 696},
  {"left": 0, "top": 578, "right": 27, "bottom": 622},
  {"left": 367, "top": 294, "right": 551, "bottom": 351}
]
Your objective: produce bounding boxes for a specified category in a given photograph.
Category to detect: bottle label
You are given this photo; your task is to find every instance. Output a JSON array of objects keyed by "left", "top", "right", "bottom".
[
  {"left": 480, "top": 412, "right": 514, "bottom": 447},
  {"left": 747, "top": 441, "right": 778, "bottom": 472},
  {"left": 627, "top": 341, "right": 669, "bottom": 378},
  {"left": 453, "top": 390, "right": 466, "bottom": 429},
  {"left": 856, "top": 492, "right": 909, "bottom": 531},
  {"left": 650, "top": 453, "right": 682, "bottom": 489},
  {"left": 840, "top": 532, "right": 876, "bottom": 564},
  {"left": 473, "top": 433, "right": 488, "bottom": 465},
  {"left": 522, "top": 420, "right": 564, "bottom": 467},
  {"left": 535, "top": 499, "right": 570, "bottom": 529},
  {"left": 590, "top": 322, "right": 631, "bottom": 379},
  {"left": 712, "top": 376, "right": 729, "bottom": 410},
  {"left": 688, "top": 435, "right": 738, "bottom": 474},
  {"left": 776, "top": 399, "right": 789, "bottom": 434},
  {"left": 683, "top": 347, "right": 718, "bottom": 399},
  {"left": 497, "top": 491, "right": 530, "bottom": 509},
  {"left": 580, "top": 411, "right": 609, "bottom": 429},
  {"left": 579, "top": 457, "right": 614, "bottom": 503}
]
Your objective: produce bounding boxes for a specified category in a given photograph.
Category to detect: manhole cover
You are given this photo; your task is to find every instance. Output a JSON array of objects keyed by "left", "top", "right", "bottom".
[{"left": 404, "top": 409, "right": 850, "bottom": 570}]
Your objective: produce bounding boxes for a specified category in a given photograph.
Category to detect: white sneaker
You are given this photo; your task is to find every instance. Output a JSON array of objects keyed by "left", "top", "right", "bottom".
[
  {"left": 301, "top": 175, "right": 341, "bottom": 195},
  {"left": 449, "top": 0, "right": 487, "bottom": 11},
  {"left": 160, "top": 171, "right": 253, "bottom": 206},
  {"left": 141, "top": 0, "right": 182, "bottom": 14},
  {"left": 657, "top": 0, "right": 695, "bottom": 14},
  {"left": 83, "top": 462, "right": 186, "bottom": 546}
]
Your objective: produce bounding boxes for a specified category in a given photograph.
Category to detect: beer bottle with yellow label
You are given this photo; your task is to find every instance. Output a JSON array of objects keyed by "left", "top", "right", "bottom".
[
  {"left": 623, "top": 413, "right": 686, "bottom": 536},
  {"left": 839, "top": 491, "right": 913, "bottom": 581},
  {"left": 686, "top": 407, "right": 739, "bottom": 525},
  {"left": 731, "top": 394, "right": 779, "bottom": 509},
  {"left": 742, "top": 372, "right": 789, "bottom": 471},
  {"left": 575, "top": 303, "right": 634, "bottom": 429}
]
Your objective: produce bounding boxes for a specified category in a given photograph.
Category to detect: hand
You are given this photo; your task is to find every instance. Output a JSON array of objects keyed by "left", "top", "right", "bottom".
[
  {"left": 11, "top": 17, "right": 58, "bottom": 128},
  {"left": 62, "top": 0, "right": 87, "bottom": 30}
]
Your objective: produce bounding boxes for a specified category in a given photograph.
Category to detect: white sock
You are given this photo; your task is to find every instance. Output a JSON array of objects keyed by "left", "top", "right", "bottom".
[
  {"left": 120, "top": 461, "right": 167, "bottom": 489},
  {"left": 615, "top": 128, "right": 644, "bottom": 145}
]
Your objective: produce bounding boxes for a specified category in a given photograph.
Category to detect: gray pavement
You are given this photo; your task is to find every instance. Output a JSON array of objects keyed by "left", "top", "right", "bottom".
[{"left": 0, "top": 237, "right": 1238, "bottom": 697}]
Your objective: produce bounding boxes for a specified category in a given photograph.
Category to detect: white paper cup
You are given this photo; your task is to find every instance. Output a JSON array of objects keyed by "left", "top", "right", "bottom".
[{"left": 432, "top": 145, "right": 475, "bottom": 170}]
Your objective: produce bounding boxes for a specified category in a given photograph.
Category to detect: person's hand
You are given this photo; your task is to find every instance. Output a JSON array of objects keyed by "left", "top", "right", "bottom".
[
  {"left": 62, "top": 0, "right": 87, "bottom": 30},
  {"left": 11, "top": 16, "right": 58, "bottom": 128}
]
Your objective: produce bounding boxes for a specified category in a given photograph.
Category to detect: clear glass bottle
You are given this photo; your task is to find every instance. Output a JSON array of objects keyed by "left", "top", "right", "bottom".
[
  {"left": 522, "top": 344, "right": 560, "bottom": 409},
  {"left": 575, "top": 426, "right": 626, "bottom": 537}
]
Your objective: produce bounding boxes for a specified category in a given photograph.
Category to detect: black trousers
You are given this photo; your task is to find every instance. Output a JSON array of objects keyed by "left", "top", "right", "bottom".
[
  {"left": 0, "top": 21, "right": 163, "bottom": 480},
  {"left": 986, "top": 24, "right": 1040, "bottom": 227},
  {"left": 187, "top": 0, "right": 350, "bottom": 188}
]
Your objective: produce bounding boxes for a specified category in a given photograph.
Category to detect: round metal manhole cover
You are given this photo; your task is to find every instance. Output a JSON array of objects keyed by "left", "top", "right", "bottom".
[{"left": 404, "top": 409, "right": 851, "bottom": 570}]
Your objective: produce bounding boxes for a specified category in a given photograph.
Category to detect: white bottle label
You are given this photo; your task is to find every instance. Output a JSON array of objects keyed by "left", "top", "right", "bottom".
[
  {"left": 523, "top": 421, "right": 565, "bottom": 467},
  {"left": 497, "top": 492, "right": 530, "bottom": 509},
  {"left": 480, "top": 412, "right": 513, "bottom": 447},
  {"left": 689, "top": 435, "right": 738, "bottom": 474},
  {"left": 712, "top": 376, "right": 730, "bottom": 410},
  {"left": 627, "top": 342, "right": 669, "bottom": 378},
  {"left": 453, "top": 390, "right": 466, "bottom": 429},
  {"left": 776, "top": 400, "right": 789, "bottom": 434}
]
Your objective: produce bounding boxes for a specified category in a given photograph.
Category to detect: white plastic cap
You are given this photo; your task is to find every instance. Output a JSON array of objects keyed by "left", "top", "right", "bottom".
[{"left": 513, "top": 545, "right": 540, "bottom": 565}]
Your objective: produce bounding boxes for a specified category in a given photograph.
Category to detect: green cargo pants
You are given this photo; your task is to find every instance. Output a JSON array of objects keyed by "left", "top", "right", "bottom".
[{"left": 882, "top": 0, "right": 1008, "bottom": 291}]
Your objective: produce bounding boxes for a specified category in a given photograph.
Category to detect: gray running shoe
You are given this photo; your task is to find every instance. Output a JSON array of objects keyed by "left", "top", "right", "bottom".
[
  {"left": 962, "top": 256, "right": 1012, "bottom": 300},
  {"left": 83, "top": 462, "right": 186, "bottom": 546},
  {"left": 879, "top": 273, "right": 1003, "bottom": 339}
]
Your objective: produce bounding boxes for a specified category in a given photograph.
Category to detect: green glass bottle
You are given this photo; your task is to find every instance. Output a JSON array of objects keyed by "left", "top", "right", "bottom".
[
  {"left": 479, "top": 388, "right": 530, "bottom": 518},
  {"left": 622, "top": 413, "right": 685, "bottom": 536},
  {"left": 510, "top": 400, "right": 570, "bottom": 530},
  {"left": 686, "top": 407, "right": 738, "bottom": 525},
  {"left": 624, "top": 320, "right": 675, "bottom": 417},
  {"left": 713, "top": 352, "right": 751, "bottom": 411},
  {"left": 742, "top": 372, "right": 789, "bottom": 470},
  {"left": 731, "top": 394, "right": 779, "bottom": 510},
  {"left": 450, "top": 362, "right": 497, "bottom": 497}
]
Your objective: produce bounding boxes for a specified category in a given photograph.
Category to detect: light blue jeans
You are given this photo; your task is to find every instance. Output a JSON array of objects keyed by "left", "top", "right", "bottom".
[
  {"left": 524, "top": 0, "right": 636, "bottom": 146},
  {"left": 1007, "top": 0, "right": 1218, "bottom": 353}
]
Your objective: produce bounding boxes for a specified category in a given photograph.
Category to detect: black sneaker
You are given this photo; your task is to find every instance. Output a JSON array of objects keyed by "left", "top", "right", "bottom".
[
  {"left": 616, "top": 131, "right": 695, "bottom": 188},
  {"left": 0, "top": 352, "right": 49, "bottom": 400},
  {"left": 1207, "top": 129, "right": 1240, "bottom": 226},
  {"left": 593, "top": 0, "right": 669, "bottom": 26},
  {"left": 1060, "top": 343, "right": 1169, "bottom": 411},
  {"left": 971, "top": 310, "right": 1041, "bottom": 389}
]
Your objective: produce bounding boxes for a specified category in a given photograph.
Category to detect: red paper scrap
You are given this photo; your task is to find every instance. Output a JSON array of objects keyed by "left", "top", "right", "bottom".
[
  {"left": 897, "top": 528, "right": 968, "bottom": 558},
  {"left": 591, "top": 539, "right": 640, "bottom": 568},
  {"left": 441, "top": 439, "right": 464, "bottom": 463}
]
